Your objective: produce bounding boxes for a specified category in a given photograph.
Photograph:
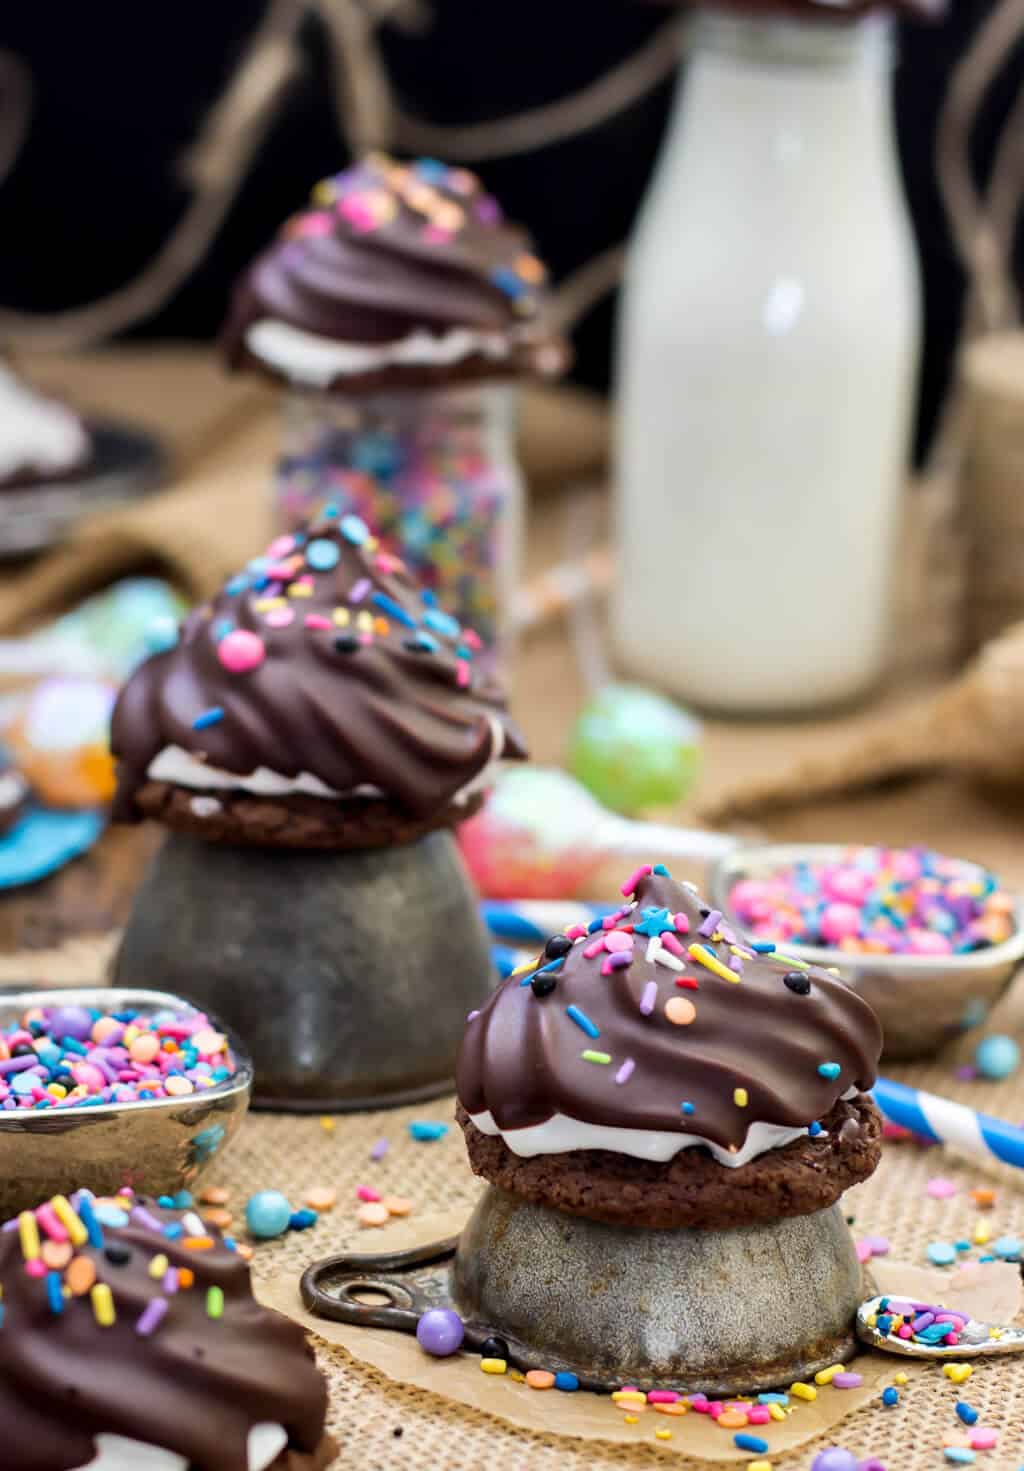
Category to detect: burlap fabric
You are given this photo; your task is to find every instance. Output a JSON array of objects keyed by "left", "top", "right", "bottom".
[{"left": 5, "top": 937, "right": 1023, "bottom": 1470}]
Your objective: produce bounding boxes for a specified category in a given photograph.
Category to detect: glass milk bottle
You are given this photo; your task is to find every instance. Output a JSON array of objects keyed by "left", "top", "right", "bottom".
[{"left": 613, "top": 7, "right": 921, "bottom": 712}]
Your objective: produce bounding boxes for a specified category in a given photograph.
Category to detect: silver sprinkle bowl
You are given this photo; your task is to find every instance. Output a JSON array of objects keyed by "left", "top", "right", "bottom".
[
  {"left": 0, "top": 987, "right": 252, "bottom": 1217},
  {"left": 709, "top": 842, "right": 1024, "bottom": 1060}
]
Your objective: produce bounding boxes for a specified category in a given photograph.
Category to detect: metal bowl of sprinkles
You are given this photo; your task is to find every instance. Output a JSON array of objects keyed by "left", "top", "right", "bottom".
[
  {"left": 0, "top": 987, "right": 252, "bottom": 1218},
  {"left": 709, "top": 843, "right": 1024, "bottom": 1060}
]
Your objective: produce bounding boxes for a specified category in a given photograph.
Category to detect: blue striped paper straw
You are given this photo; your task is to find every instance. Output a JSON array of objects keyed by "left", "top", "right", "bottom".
[
  {"left": 480, "top": 900, "right": 617, "bottom": 948},
  {"left": 873, "top": 1077, "right": 1024, "bottom": 1171}
]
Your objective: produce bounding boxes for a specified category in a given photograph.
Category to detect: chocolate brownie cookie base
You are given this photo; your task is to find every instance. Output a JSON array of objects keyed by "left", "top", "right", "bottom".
[
  {"left": 134, "top": 778, "right": 483, "bottom": 850},
  {"left": 457, "top": 1094, "right": 882, "bottom": 1231}
]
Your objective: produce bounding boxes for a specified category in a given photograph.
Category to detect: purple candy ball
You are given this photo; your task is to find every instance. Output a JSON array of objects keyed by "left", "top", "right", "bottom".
[
  {"left": 812, "top": 1453, "right": 860, "bottom": 1471},
  {"left": 48, "top": 1006, "right": 94, "bottom": 1042},
  {"left": 415, "top": 1308, "right": 464, "bottom": 1357}
]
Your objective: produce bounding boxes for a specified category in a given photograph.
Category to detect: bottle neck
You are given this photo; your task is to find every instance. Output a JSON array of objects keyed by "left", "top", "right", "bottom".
[
  {"left": 689, "top": 6, "right": 895, "bottom": 71},
  {"left": 656, "top": 2, "right": 900, "bottom": 181}
]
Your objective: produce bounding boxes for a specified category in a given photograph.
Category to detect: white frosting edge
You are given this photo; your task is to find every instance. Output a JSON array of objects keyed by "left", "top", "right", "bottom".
[
  {"left": 245, "top": 320, "right": 512, "bottom": 387},
  {"left": 468, "top": 1087, "right": 863, "bottom": 1170},
  {"left": 149, "top": 746, "right": 343, "bottom": 799},
  {"left": 468, "top": 1109, "right": 808, "bottom": 1169},
  {"left": 76, "top": 1423, "right": 288, "bottom": 1471},
  {"left": 0, "top": 363, "right": 90, "bottom": 481},
  {"left": 147, "top": 712, "right": 505, "bottom": 807}
]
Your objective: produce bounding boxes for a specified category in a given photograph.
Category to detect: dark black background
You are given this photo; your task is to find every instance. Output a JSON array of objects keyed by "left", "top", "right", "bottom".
[{"left": 0, "top": 2, "right": 1021, "bottom": 462}]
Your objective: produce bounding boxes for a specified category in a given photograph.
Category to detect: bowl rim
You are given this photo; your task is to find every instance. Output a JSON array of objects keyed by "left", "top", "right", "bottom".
[
  {"left": 708, "top": 841, "right": 1024, "bottom": 975},
  {"left": 0, "top": 985, "right": 254, "bottom": 1128}
]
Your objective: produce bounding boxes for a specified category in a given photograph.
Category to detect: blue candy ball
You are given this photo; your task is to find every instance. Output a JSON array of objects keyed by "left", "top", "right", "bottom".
[
  {"left": 975, "top": 1034, "right": 1020, "bottom": 1080},
  {"left": 306, "top": 538, "right": 340, "bottom": 571},
  {"left": 245, "top": 1190, "right": 293, "bottom": 1240},
  {"left": 415, "top": 1308, "right": 465, "bottom": 1357},
  {"left": 144, "top": 616, "right": 180, "bottom": 655}
]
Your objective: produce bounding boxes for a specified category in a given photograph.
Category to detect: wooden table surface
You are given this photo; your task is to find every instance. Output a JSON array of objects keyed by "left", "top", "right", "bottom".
[{"left": 3, "top": 346, "right": 1021, "bottom": 960}]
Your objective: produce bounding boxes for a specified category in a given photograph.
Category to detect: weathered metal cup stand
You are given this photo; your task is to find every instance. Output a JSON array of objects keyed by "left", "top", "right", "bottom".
[
  {"left": 302, "top": 1186, "right": 866, "bottom": 1396},
  {"left": 114, "top": 827, "right": 494, "bottom": 1110}
]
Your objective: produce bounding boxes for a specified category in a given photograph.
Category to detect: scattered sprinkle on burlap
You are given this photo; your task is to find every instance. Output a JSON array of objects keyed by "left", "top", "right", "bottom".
[{"left": 8, "top": 935, "right": 1024, "bottom": 1470}]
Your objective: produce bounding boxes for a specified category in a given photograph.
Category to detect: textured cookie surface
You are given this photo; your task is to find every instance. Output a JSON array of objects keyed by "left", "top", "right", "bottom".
[{"left": 134, "top": 778, "right": 484, "bottom": 849}]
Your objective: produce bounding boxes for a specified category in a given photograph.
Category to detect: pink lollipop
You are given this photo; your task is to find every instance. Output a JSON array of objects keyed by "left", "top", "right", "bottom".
[{"left": 458, "top": 766, "right": 735, "bottom": 899}]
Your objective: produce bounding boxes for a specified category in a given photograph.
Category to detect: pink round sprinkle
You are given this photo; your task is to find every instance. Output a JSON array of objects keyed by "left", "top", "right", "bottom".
[
  {"left": 218, "top": 629, "right": 266, "bottom": 673},
  {"left": 823, "top": 867, "right": 874, "bottom": 905},
  {"left": 927, "top": 1177, "right": 958, "bottom": 1199},
  {"left": 831, "top": 1372, "right": 863, "bottom": 1389},
  {"left": 356, "top": 1185, "right": 381, "bottom": 1202},
  {"left": 339, "top": 195, "right": 378, "bottom": 232},
  {"left": 862, "top": 1235, "right": 890, "bottom": 1256},
  {"left": 820, "top": 902, "right": 862, "bottom": 943},
  {"left": 970, "top": 1429, "right": 998, "bottom": 1450},
  {"left": 604, "top": 930, "right": 633, "bottom": 953},
  {"left": 906, "top": 928, "right": 953, "bottom": 956},
  {"left": 71, "top": 1063, "right": 106, "bottom": 1091},
  {"left": 293, "top": 212, "right": 333, "bottom": 238}
]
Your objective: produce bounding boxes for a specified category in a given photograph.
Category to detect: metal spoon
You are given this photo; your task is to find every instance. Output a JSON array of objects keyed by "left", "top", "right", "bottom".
[{"left": 856, "top": 1294, "right": 1024, "bottom": 1359}]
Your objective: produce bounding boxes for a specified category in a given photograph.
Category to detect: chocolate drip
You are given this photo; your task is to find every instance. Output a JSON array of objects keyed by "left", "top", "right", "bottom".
[
  {"left": 0, "top": 1198, "right": 326, "bottom": 1471},
  {"left": 111, "top": 511, "right": 525, "bottom": 826},
  {"left": 457, "top": 871, "right": 883, "bottom": 1154}
]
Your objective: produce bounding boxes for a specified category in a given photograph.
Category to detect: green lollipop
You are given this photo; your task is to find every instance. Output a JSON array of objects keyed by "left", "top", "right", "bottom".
[{"left": 568, "top": 683, "right": 702, "bottom": 817}]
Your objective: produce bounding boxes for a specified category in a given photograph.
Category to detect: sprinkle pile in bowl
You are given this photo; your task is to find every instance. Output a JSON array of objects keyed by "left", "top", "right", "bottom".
[
  {"left": 0, "top": 998, "right": 241, "bottom": 1112},
  {"left": 726, "top": 846, "right": 1013, "bottom": 958}
]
